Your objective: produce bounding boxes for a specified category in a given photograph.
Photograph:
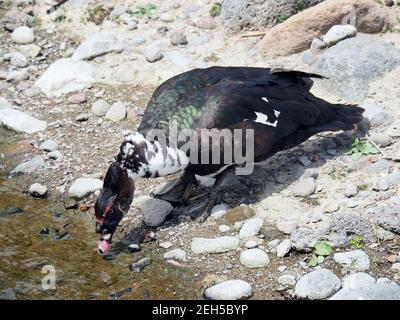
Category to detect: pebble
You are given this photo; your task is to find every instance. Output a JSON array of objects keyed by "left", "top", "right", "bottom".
[
  {"left": 68, "top": 92, "right": 86, "bottom": 104},
  {"left": 370, "top": 132, "right": 392, "bottom": 146},
  {"left": 392, "top": 263, "right": 400, "bottom": 272},
  {"left": 278, "top": 274, "right": 297, "bottom": 288},
  {"left": 239, "top": 248, "right": 270, "bottom": 268},
  {"left": 29, "top": 183, "right": 47, "bottom": 198},
  {"left": 160, "top": 13, "right": 175, "bottom": 22},
  {"left": 277, "top": 221, "right": 298, "bottom": 235},
  {"left": 163, "top": 249, "right": 187, "bottom": 262},
  {"left": 323, "top": 24, "right": 357, "bottom": 46},
  {"left": 378, "top": 178, "right": 390, "bottom": 191},
  {"left": 204, "top": 280, "right": 252, "bottom": 300},
  {"left": 333, "top": 250, "right": 370, "bottom": 271},
  {"left": 141, "top": 198, "right": 173, "bottom": 227},
  {"left": 10, "top": 52, "right": 28, "bottom": 68},
  {"left": 6, "top": 68, "right": 29, "bottom": 81},
  {"left": 144, "top": 43, "right": 165, "bottom": 63},
  {"left": 159, "top": 241, "right": 173, "bottom": 249},
  {"left": 91, "top": 99, "right": 111, "bottom": 116},
  {"left": 0, "top": 288, "right": 16, "bottom": 300},
  {"left": 310, "top": 37, "right": 326, "bottom": 53},
  {"left": 239, "top": 217, "right": 264, "bottom": 240},
  {"left": 276, "top": 239, "right": 291, "bottom": 258},
  {"left": 342, "top": 273, "right": 376, "bottom": 290},
  {"left": 299, "top": 155, "right": 311, "bottom": 166},
  {"left": 48, "top": 150, "right": 62, "bottom": 160},
  {"left": 344, "top": 183, "right": 358, "bottom": 197},
  {"left": 196, "top": 16, "right": 217, "bottom": 29},
  {"left": 191, "top": 236, "right": 239, "bottom": 254},
  {"left": 245, "top": 240, "right": 258, "bottom": 248},
  {"left": 292, "top": 178, "right": 316, "bottom": 197},
  {"left": 218, "top": 225, "right": 230, "bottom": 233},
  {"left": 11, "top": 156, "right": 44, "bottom": 176},
  {"left": 330, "top": 281, "right": 400, "bottom": 300},
  {"left": 39, "top": 139, "right": 58, "bottom": 152},
  {"left": 170, "top": 30, "right": 188, "bottom": 46},
  {"left": 210, "top": 203, "right": 229, "bottom": 218},
  {"left": 75, "top": 113, "right": 90, "bottom": 122},
  {"left": 105, "top": 102, "right": 127, "bottom": 122},
  {"left": 132, "top": 35, "right": 146, "bottom": 46},
  {"left": 129, "top": 257, "right": 152, "bottom": 272},
  {"left": 128, "top": 244, "right": 140, "bottom": 252},
  {"left": 295, "top": 269, "right": 341, "bottom": 300},
  {"left": 11, "top": 26, "right": 34, "bottom": 44},
  {"left": 68, "top": 178, "right": 103, "bottom": 200}
]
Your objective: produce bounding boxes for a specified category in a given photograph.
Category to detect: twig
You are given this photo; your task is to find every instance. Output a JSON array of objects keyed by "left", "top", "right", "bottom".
[
  {"left": 240, "top": 31, "right": 267, "bottom": 38},
  {"left": 365, "top": 133, "right": 386, "bottom": 158}
]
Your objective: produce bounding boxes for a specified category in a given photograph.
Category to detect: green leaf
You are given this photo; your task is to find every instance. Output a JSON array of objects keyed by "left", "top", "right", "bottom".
[
  {"left": 351, "top": 152, "right": 363, "bottom": 161},
  {"left": 309, "top": 254, "right": 325, "bottom": 267},
  {"left": 314, "top": 241, "right": 332, "bottom": 256}
]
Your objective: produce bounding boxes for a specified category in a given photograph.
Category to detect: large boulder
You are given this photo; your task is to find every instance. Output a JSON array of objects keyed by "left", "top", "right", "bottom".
[
  {"left": 34, "top": 58, "right": 94, "bottom": 97},
  {"left": 258, "top": 0, "right": 395, "bottom": 59},
  {"left": 311, "top": 35, "right": 400, "bottom": 102},
  {"left": 220, "top": 0, "right": 324, "bottom": 33}
]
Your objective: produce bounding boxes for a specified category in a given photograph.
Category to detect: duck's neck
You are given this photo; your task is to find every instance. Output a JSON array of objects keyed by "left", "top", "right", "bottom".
[{"left": 121, "top": 133, "right": 190, "bottom": 179}]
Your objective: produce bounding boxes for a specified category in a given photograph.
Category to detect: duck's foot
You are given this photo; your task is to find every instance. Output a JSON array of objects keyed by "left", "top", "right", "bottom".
[{"left": 150, "top": 172, "right": 194, "bottom": 204}]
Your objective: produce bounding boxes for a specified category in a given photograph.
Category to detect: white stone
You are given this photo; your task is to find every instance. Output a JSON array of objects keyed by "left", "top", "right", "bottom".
[
  {"left": 240, "top": 248, "right": 270, "bottom": 268},
  {"left": 11, "top": 26, "right": 34, "bottom": 44},
  {"left": 342, "top": 273, "right": 376, "bottom": 290},
  {"left": 91, "top": 99, "right": 111, "bottom": 116},
  {"left": 48, "top": 150, "right": 62, "bottom": 160},
  {"left": 159, "top": 241, "right": 173, "bottom": 249},
  {"left": 295, "top": 269, "right": 341, "bottom": 300},
  {"left": 105, "top": 102, "right": 127, "bottom": 122},
  {"left": 278, "top": 274, "right": 296, "bottom": 287},
  {"left": 205, "top": 280, "right": 252, "bottom": 300},
  {"left": 68, "top": 178, "right": 103, "bottom": 199},
  {"left": 210, "top": 203, "right": 228, "bottom": 218},
  {"left": 323, "top": 25, "right": 357, "bottom": 46},
  {"left": 330, "top": 282, "right": 400, "bottom": 300},
  {"left": 218, "top": 225, "right": 230, "bottom": 233},
  {"left": 239, "top": 217, "right": 264, "bottom": 240},
  {"left": 245, "top": 240, "right": 258, "bottom": 248},
  {"left": 141, "top": 198, "right": 173, "bottom": 227},
  {"left": 10, "top": 52, "right": 28, "bottom": 68},
  {"left": 392, "top": 263, "right": 400, "bottom": 272},
  {"left": 0, "top": 107, "right": 47, "bottom": 133},
  {"left": 29, "top": 183, "right": 47, "bottom": 198},
  {"left": 35, "top": 58, "right": 94, "bottom": 97},
  {"left": 292, "top": 178, "right": 316, "bottom": 197},
  {"left": 191, "top": 236, "right": 239, "bottom": 254},
  {"left": 163, "top": 249, "right": 187, "bottom": 261},
  {"left": 344, "top": 183, "right": 358, "bottom": 197},
  {"left": 277, "top": 221, "right": 298, "bottom": 235},
  {"left": 39, "top": 139, "right": 58, "bottom": 152},
  {"left": 11, "top": 156, "right": 44, "bottom": 176},
  {"left": 333, "top": 250, "right": 370, "bottom": 271},
  {"left": 72, "top": 32, "right": 124, "bottom": 60},
  {"left": 276, "top": 239, "right": 291, "bottom": 258}
]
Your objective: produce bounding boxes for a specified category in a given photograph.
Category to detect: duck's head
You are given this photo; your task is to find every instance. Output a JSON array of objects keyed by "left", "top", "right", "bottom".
[{"left": 94, "top": 161, "right": 135, "bottom": 255}]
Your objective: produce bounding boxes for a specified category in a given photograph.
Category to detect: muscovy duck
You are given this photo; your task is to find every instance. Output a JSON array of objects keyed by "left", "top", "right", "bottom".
[{"left": 95, "top": 66, "right": 364, "bottom": 254}]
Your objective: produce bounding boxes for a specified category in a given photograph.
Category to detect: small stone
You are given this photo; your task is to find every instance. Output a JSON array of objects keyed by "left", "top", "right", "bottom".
[
  {"left": 362, "top": 104, "right": 393, "bottom": 128},
  {"left": 48, "top": 150, "right": 62, "bottom": 160},
  {"left": 387, "top": 255, "right": 398, "bottom": 264},
  {"left": 392, "top": 263, "right": 400, "bottom": 272},
  {"left": 72, "top": 32, "right": 124, "bottom": 60},
  {"left": 218, "top": 225, "right": 230, "bottom": 233},
  {"left": 11, "top": 156, "right": 44, "bottom": 176},
  {"left": 330, "top": 281, "right": 400, "bottom": 300},
  {"left": 129, "top": 257, "right": 152, "bottom": 272},
  {"left": 68, "top": 92, "right": 86, "bottom": 104},
  {"left": 159, "top": 241, "right": 173, "bottom": 249},
  {"left": 68, "top": 178, "right": 103, "bottom": 200},
  {"left": 105, "top": 102, "right": 127, "bottom": 122},
  {"left": 277, "top": 221, "right": 298, "bottom": 235},
  {"left": 128, "top": 244, "right": 140, "bottom": 252},
  {"left": 11, "top": 26, "right": 34, "bottom": 44},
  {"left": 323, "top": 25, "right": 357, "bottom": 46},
  {"left": 278, "top": 266, "right": 287, "bottom": 272},
  {"left": 144, "top": 43, "right": 164, "bottom": 63},
  {"left": 239, "top": 217, "right": 264, "bottom": 240},
  {"left": 170, "top": 30, "right": 188, "bottom": 46},
  {"left": 164, "top": 249, "right": 187, "bottom": 261},
  {"left": 0, "top": 288, "right": 16, "bottom": 300},
  {"left": 370, "top": 133, "right": 392, "bottom": 146},
  {"left": 91, "top": 99, "right": 111, "bottom": 116},
  {"left": 191, "top": 236, "right": 239, "bottom": 254},
  {"left": 299, "top": 155, "right": 311, "bottom": 166},
  {"left": 303, "top": 168, "right": 319, "bottom": 179},
  {"left": 278, "top": 274, "right": 297, "bottom": 288},
  {"left": 292, "top": 178, "right": 316, "bottom": 197},
  {"left": 323, "top": 202, "right": 339, "bottom": 213},
  {"left": 196, "top": 16, "right": 217, "bottom": 29},
  {"left": 333, "top": 250, "right": 370, "bottom": 271},
  {"left": 295, "top": 269, "right": 341, "bottom": 300},
  {"left": 276, "top": 239, "right": 291, "bottom": 258},
  {"left": 378, "top": 178, "right": 390, "bottom": 191},
  {"left": 310, "top": 37, "right": 326, "bottom": 53},
  {"left": 205, "top": 280, "right": 252, "bottom": 300},
  {"left": 240, "top": 248, "right": 270, "bottom": 268},
  {"left": 342, "top": 272, "right": 376, "bottom": 290},
  {"left": 10, "top": 52, "right": 28, "bottom": 68},
  {"left": 75, "top": 113, "right": 90, "bottom": 122},
  {"left": 141, "top": 198, "right": 173, "bottom": 227},
  {"left": 39, "top": 139, "right": 58, "bottom": 152},
  {"left": 160, "top": 13, "right": 175, "bottom": 22},
  {"left": 344, "top": 183, "right": 358, "bottom": 198},
  {"left": 29, "top": 183, "right": 47, "bottom": 198},
  {"left": 245, "top": 240, "right": 258, "bottom": 248},
  {"left": 132, "top": 35, "right": 146, "bottom": 46},
  {"left": 385, "top": 0, "right": 394, "bottom": 7},
  {"left": 6, "top": 68, "right": 29, "bottom": 81}
]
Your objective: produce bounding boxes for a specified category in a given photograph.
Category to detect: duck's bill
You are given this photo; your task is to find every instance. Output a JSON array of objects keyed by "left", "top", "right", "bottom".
[{"left": 98, "top": 233, "right": 112, "bottom": 255}]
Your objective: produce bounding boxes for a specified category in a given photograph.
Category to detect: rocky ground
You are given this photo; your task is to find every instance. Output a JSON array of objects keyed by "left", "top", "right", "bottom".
[{"left": 1, "top": 0, "right": 400, "bottom": 300}]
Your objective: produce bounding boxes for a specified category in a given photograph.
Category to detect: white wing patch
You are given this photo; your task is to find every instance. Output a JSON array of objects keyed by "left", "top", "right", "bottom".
[
  {"left": 254, "top": 111, "right": 280, "bottom": 127},
  {"left": 261, "top": 97, "right": 269, "bottom": 103}
]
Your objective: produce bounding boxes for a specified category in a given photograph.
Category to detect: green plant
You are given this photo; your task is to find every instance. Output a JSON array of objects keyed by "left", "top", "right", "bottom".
[
  {"left": 2, "top": 0, "right": 14, "bottom": 9},
  {"left": 345, "top": 138, "right": 379, "bottom": 160},
  {"left": 210, "top": 2, "right": 222, "bottom": 17},
  {"left": 309, "top": 241, "right": 332, "bottom": 266},
  {"left": 397, "top": 0, "right": 400, "bottom": 6},
  {"left": 131, "top": 3, "right": 156, "bottom": 18},
  {"left": 296, "top": 0, "right": 305, "bottom": 12},
  {"left": 349, "top": 235, "right": 364, "bottom": 249},
  {"left": 277, "top": 14, "right": 290, "bottom": 24}
]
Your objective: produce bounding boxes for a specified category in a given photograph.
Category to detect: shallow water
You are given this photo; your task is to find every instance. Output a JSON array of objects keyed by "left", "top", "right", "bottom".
[{"left": 0, "top": 167, "right": 199, "bottom": 300}]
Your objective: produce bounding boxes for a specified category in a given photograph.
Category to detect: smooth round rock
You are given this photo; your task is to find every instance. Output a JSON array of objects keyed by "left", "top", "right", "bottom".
[
  {"left": 11, "top": 26, "right": 34, "bottom": 44},
  {"left": 204, "top": 280, "right": 252, "bottom": 300},
  {"left": 295, "top": 269, "right": 341, "bottom": 300},
  {"left": 240, "top": 248, "right": 270, "bottom": 268},
  {"left": 29, "top": 183, "right": 47, "bottom": 198}
]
